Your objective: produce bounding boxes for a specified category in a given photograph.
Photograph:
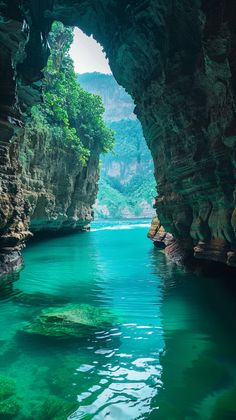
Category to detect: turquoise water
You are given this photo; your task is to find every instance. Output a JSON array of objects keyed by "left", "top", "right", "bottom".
[{"left": 0, "top": 219, "right": 236, "bottom": 419}]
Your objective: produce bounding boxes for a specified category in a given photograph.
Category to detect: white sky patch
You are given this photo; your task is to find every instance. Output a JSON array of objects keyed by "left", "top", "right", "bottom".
[{"left": 69, "top": 28, "right": 111, "bottom": 74}]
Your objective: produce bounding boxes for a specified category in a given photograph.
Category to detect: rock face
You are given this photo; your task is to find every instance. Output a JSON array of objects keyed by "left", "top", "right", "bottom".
[
  {"left": 0, "top": 4, "right": 100, "bottom": 277},
  {"left": 0, "top": 1, "right": 236, "bottom": 270},
  {"left": 0, "top": 11, "right": 31, "bottom": 276},
  {"left": 148, "top": 217, "right": 193, "bottom": 265},
  {"left": 19, "top": 119, "right": 100, "bottom": 234}
]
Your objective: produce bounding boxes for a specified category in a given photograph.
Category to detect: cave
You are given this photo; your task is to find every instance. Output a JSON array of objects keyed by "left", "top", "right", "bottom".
[
  {"left": 0, "top": 0, "right": 236, "bottom": 276},
  {"left": 0, "top": 2, "right": 236, "bottom": 418}
]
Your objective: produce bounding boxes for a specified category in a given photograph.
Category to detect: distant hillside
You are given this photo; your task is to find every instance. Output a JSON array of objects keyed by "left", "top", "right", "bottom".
[
  {"left": 78, "top": 73, "right": 135, "bottom": 121},
  {"left": 78, "top": 73, "right": 156, "bottom": 219}
]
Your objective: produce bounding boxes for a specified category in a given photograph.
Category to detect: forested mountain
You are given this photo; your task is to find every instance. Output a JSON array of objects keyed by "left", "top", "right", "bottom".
[
  {"left": 78, "top": 72, "right": 156, "bottom": 219},
  {"left": 78, "top": 73, "right": 135, "bottom": 121}
]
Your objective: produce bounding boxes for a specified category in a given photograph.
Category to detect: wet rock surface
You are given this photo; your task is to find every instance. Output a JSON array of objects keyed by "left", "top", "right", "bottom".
[
  {"left": 0, "top": 251, "right": 23, "bottom": 279},
  {"left": 21, "top": 304, "right": 116, "bottom": 338}
]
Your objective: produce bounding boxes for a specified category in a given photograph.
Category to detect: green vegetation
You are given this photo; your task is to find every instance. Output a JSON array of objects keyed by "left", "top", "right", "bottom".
[
  {"left": 96, "top": 119, "right": 156, "bottom": 218},
  {"left": 78, "top": 72, "right": 134, "bottom": 121},
  {"left": 28, "top": 22, "right": 114, "bottom": 165},
  {"left": 78, "top": 73, "right": 156, "bottom": 218}
]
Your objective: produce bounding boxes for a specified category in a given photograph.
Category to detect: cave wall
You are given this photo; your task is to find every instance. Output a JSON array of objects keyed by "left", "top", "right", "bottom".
[
  {"left": 0, "top": 0, "right": 236, "bottom": 271},
  {"left": 0, "top": 8, "right": 30, "bottom": 275},
  {"left": 0, "top": 1, "right": 100, "bottom": 276}
]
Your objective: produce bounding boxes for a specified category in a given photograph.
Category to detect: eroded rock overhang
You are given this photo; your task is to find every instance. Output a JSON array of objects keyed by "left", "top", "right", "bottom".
[{"left": 0, "top": 0, "right": 236, "bottom": 268}]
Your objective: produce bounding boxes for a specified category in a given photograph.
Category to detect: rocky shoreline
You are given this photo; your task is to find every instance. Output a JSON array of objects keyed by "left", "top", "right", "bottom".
[{"left": 148, "top": 217, "right": 236, "bottom": 275}]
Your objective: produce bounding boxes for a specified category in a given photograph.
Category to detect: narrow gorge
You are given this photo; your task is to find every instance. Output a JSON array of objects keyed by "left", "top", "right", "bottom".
[
  {"left": 0, "top": 2, "right": 236, "bottom": 419},
  {"left": 1, "top": 0, "right": 236, "bottom": 275},
  {"left": 78, "top": 72, "right": 156, "bottom": 219}
]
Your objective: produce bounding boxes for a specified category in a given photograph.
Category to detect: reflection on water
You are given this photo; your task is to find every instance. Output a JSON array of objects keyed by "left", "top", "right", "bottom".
[{"left": 0, "top": 219, "right": 235, "bottom": 419}]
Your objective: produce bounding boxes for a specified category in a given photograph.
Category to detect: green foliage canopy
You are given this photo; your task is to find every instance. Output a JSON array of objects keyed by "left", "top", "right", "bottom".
[{"left": 30, "top": 22, "right": 114, "bottom": 165}]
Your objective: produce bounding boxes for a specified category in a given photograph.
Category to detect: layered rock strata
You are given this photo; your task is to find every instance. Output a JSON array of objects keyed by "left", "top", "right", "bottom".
[
  {"left": 148, "top": 217, "right": 191, "bottom": 265},
  {"left": 0, "top": 13, "right": 31, "bottom": 276},
  {"left": 0, "top": 3, "right": 102, "bottom": 277},
  {"left": 57, "top": 0, "right": 236, "bottom": 267},
  {"left": 0, "top": 0, "right": 236, "bottom": 273},
  {"left": 19, "top": 123, "right": 100, "bottom": 234}
]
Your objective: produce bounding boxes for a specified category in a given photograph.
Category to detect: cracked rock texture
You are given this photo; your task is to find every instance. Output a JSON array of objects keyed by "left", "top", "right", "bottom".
[
  {"left": 18, "top": 122, "right": 100, "bottom": 234},
  {"left": 0, "top": 0, "right": 236, "bottom": 272}
]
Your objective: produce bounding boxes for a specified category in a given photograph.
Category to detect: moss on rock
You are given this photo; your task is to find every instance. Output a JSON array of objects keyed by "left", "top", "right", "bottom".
[
  {"left": 21, "top": 303, "right": 116, "bottom": 338},
  {"left": 0, "top": 396, "right": 21, "bottom": 419},
  {"left": 0, "top": 376, "right": 16, "bottom": 401},
  {"left": 36, "top": 395, "right": 78, "bottom": 420}
]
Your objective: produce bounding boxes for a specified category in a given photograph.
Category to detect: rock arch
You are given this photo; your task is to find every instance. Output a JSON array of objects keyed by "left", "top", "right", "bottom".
[{"left": 0, "top": 0, "right": 236, "bottom": 273}]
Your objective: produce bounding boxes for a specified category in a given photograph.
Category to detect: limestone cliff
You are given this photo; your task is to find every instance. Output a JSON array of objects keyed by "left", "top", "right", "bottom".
[
  {"left": 19, "top": 121, "right": 100, "bottom": 234},
  {"left": 0, "top": 0, "right": 236, "bottom": 272},
  {"left": 0, "top": 13, "right": 105, "bottom": 277}
]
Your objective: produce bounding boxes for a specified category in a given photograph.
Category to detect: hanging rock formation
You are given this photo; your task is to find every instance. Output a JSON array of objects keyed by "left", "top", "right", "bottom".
[{"left": 0, "top": 0, "right": 236, "bottom": 274}]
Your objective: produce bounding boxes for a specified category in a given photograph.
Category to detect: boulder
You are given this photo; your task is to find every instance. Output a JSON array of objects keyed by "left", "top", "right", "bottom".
[{"left": 22, "top": 303, "right": 116, "bottom": 338}]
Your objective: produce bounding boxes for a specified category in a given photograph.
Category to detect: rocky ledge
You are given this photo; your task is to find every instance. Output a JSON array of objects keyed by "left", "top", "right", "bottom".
[{"left": 148, "top": 217, "right": 236, "bottom": 275}]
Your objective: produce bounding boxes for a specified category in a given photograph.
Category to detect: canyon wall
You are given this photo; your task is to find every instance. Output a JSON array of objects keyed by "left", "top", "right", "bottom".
[
  {"left": 19, "top": 121, "right": 99, "bottom": 235},
  {"left": 57, "top": 0, "right": 236, "bottom": 267},
  {"left": 0, "top": 0, "right": 236, "bottom": 272},
  {"left": 0, "top": 7, "right": 101, "bottom": 277}
]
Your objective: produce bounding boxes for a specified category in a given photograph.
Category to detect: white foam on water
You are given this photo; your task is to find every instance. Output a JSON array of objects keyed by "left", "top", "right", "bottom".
[{"left": 91, "top": 223, "right": 150, "bottom": 232}]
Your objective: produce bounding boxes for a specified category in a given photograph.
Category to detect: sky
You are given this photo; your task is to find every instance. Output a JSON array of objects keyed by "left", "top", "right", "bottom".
[{"left": 69, "top": 28, "right": 111, "bottom": 74}]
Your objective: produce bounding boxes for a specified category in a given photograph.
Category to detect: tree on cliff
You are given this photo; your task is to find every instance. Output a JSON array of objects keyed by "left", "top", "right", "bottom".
[{"left": 29, "top": 21, "right": 114, "bottom": 164}]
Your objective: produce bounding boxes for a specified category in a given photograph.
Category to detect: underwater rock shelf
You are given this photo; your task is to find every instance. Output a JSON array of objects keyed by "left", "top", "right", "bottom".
[{"left": 21, "top": 304, "right": 117, "bottom": 338}]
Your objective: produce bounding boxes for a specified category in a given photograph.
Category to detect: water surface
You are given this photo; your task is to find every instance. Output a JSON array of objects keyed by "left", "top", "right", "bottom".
[{"left": 0, "top": 219, "right": 235, "bottom": 419}]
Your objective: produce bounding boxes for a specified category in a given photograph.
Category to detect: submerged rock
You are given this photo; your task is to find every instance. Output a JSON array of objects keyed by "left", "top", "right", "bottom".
[
  {"left": 0, "top": 396, "right": 21, "bottom": 419},
  {"left": 0, "top": 376, "right": 21, "bottom": 419},
  {"left": 36, "top": 395, "right": 77, "bottom": 420},
  {"left": 0, "top": 376, "right": 16, "bottom": 401},
  {"left": 22, "top": 304, "right": 116, "bottom": 338}
]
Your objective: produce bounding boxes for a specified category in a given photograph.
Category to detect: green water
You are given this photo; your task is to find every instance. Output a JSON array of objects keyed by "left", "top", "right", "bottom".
[{"left": 0, "top": 220, "right": 236, "bottom": 419}]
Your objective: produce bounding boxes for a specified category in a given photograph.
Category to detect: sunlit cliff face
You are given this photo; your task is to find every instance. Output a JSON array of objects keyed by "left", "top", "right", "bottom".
[{"left": 0, "top": 0, "right": 236, "bottom": 269}]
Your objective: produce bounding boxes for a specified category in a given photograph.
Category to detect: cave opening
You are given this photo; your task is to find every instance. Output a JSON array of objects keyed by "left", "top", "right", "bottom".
[
  {"left": 69, "top": 26, "right": 157, "bottom": 221},
  {"left": 0, "top": 2, "right": 236, "bottom": 419}
]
